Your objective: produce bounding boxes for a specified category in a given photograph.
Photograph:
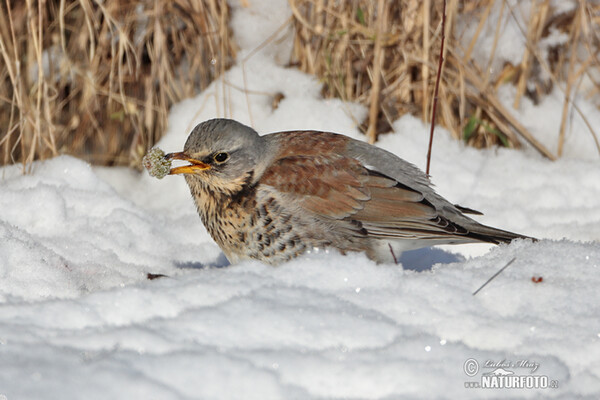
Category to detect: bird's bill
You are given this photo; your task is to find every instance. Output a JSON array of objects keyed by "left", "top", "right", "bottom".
[{"left": 165, "top": 152, "right": 210, "bottom": 175}]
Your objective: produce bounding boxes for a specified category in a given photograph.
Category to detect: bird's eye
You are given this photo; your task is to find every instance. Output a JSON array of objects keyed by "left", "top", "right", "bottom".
[{"left": 213, "top": 152, "right": 229, "bottom": 163}]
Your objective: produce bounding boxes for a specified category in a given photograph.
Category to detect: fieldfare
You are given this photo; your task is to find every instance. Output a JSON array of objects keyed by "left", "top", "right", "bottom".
[{"left": 163, "top": 119, "right": 532, "bottom": 265}]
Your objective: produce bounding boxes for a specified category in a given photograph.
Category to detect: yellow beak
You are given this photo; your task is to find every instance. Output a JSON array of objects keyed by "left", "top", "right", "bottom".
[{"left": 166, "top": 152, "right": 210, "bottom": 175}]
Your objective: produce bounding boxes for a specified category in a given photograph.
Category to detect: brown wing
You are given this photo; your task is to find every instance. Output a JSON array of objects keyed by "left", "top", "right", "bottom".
[
  {"left": 259, "top": 130, "right": 530, "bottom": 244},
  {"left": 261, "top": 154, "right": 369, "bottom": 219},
  {"left": 260, "top": 148, "right": 466, "bottom": 240},
  {"left": 354, "top": 170, "right": 472, "bottom": 240}
]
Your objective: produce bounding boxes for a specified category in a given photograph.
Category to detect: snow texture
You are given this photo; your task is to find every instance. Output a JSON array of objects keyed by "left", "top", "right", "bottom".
[{"left": 1, "top": 1, "right": 599, "bottom": 399}]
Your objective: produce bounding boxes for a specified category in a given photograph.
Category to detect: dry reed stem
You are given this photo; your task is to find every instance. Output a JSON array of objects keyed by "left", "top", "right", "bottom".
[
  {"left": 456, "top": 55, "right": 556, "bottom": 160},
  {"left": 366, "top": 0, "right": 385, "bottom": 144},
  {"left": 289, "top": 0, "right": 600, "bottom": 158},
  {"left": 513, "top": 0, "right": 547, "bottom": 109},
  {"left": 463, "top": 0, "right": 493, "bottom": 62},
  {"left": 0, "top": 0, "right": 236, "bottom": 167},
  {"left": 558, "top": 5, "right": 582, "bottom": 157},
  {"left": 506, "top": 0, "right": 600, "bottom": 156},
  {"left": 484, "top": 0, "right": 504, "bottom": 85},
  {"left": 421, "top": 0, "right": 430, "bottom": 121},
  {"left": 426, "top": 0, "right": 447, "bottom": 175}
]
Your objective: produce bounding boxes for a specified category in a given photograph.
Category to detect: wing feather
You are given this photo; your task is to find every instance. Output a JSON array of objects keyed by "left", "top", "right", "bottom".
[
  {"left": 259, "top": 130, "right": 530, "bottom": 246},
  {"left": 260, "top": 151, "right": 467, "bottom": 239}
]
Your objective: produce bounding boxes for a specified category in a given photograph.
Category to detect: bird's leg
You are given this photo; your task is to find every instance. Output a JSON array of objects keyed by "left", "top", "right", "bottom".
[{"left": 388, "top": 243, "right": 398, "bottom": 265}]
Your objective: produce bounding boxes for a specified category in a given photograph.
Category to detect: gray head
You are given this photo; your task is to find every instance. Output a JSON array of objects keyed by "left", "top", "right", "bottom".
[{"left": 169, "top": 119, "right": 268, "bottom": 195}]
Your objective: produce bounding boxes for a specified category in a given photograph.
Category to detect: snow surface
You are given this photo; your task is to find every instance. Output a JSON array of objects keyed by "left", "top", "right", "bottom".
[{"left": 1, "top": 1, "right": 600, "bottom": 399}]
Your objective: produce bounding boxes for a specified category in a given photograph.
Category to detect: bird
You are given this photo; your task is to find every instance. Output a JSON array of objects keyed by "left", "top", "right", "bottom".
[{"left": 165, "top": 118, "right": 533, "bottom": 265}]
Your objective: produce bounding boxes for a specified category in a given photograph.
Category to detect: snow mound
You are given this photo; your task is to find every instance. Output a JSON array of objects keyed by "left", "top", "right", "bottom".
[{"left": 1, "top": 0, "right": 599, "bottom": 398}]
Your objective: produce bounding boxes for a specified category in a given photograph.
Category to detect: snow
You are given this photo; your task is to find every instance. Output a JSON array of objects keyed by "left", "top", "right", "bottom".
[{"left": 1, "top": 1, "right": 600, "bottom": 399}]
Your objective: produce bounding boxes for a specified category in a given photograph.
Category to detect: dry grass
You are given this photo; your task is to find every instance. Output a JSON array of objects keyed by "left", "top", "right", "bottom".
[
  {"left": 2, "top": 1, "right": 599, "bottom": 169},
  {"left": 289, "top": 0, "right": 600, "bottom": 159},
  {"left": 0, "top": 0, "right": 235, "bottom": 168}
]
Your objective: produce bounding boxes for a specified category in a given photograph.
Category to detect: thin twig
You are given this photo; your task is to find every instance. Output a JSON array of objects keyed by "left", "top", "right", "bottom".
[
  {"left": 558, "top": 5, "right": 581, "bottom": 157},
  {"left": 473, "top": 257, "right": 516, "bottom": 296},
  {"left": 426, "top": 0, "right": 446, "bottom": 175},
  {"left": 421, "top": 0, "right": 430, "bottom": 121},
  {"left": 388, "top": 243, "right": 398, "bottom": 265},
  {"left": 366, "top": 0, "right": 385, "bottom": 144},
  {"left": 513, "top": 1, "right": 539, "bottom": 109}
]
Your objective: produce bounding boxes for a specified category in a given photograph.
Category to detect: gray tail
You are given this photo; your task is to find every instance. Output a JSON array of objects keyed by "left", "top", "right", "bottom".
[{"left": 465, "top": 223, "right": 536, "bottom": 245}]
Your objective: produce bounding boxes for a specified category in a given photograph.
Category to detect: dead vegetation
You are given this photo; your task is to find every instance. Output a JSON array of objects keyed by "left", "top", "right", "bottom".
[
  {"left": 289, "top": 0, "right": 600, "bottom": 158},
  {"left": 0, "top": 0, "right": 235, "bottom": 168},
  {"left": 2, "top": 0, "right": 599, "bottom": 168}
]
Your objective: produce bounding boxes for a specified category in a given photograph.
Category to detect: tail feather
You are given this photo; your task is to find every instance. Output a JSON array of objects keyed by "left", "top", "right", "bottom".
[
  {"left": 453, "top": 204, "right": 484, "bottom": 215},
  {"left": 464, "top": 223, "right": 536, "bottom": 245}
]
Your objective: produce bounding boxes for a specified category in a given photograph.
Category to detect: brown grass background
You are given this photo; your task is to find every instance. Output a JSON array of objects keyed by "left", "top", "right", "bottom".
[
  {"left": 0, "top": 0, "right": 235, "bottom": 169},
  {"left": 1, "top": 0, "right": 599, "bottom": 169},
  {"left": 290, "top": 0, "right": 600, "bottom": 159}
]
